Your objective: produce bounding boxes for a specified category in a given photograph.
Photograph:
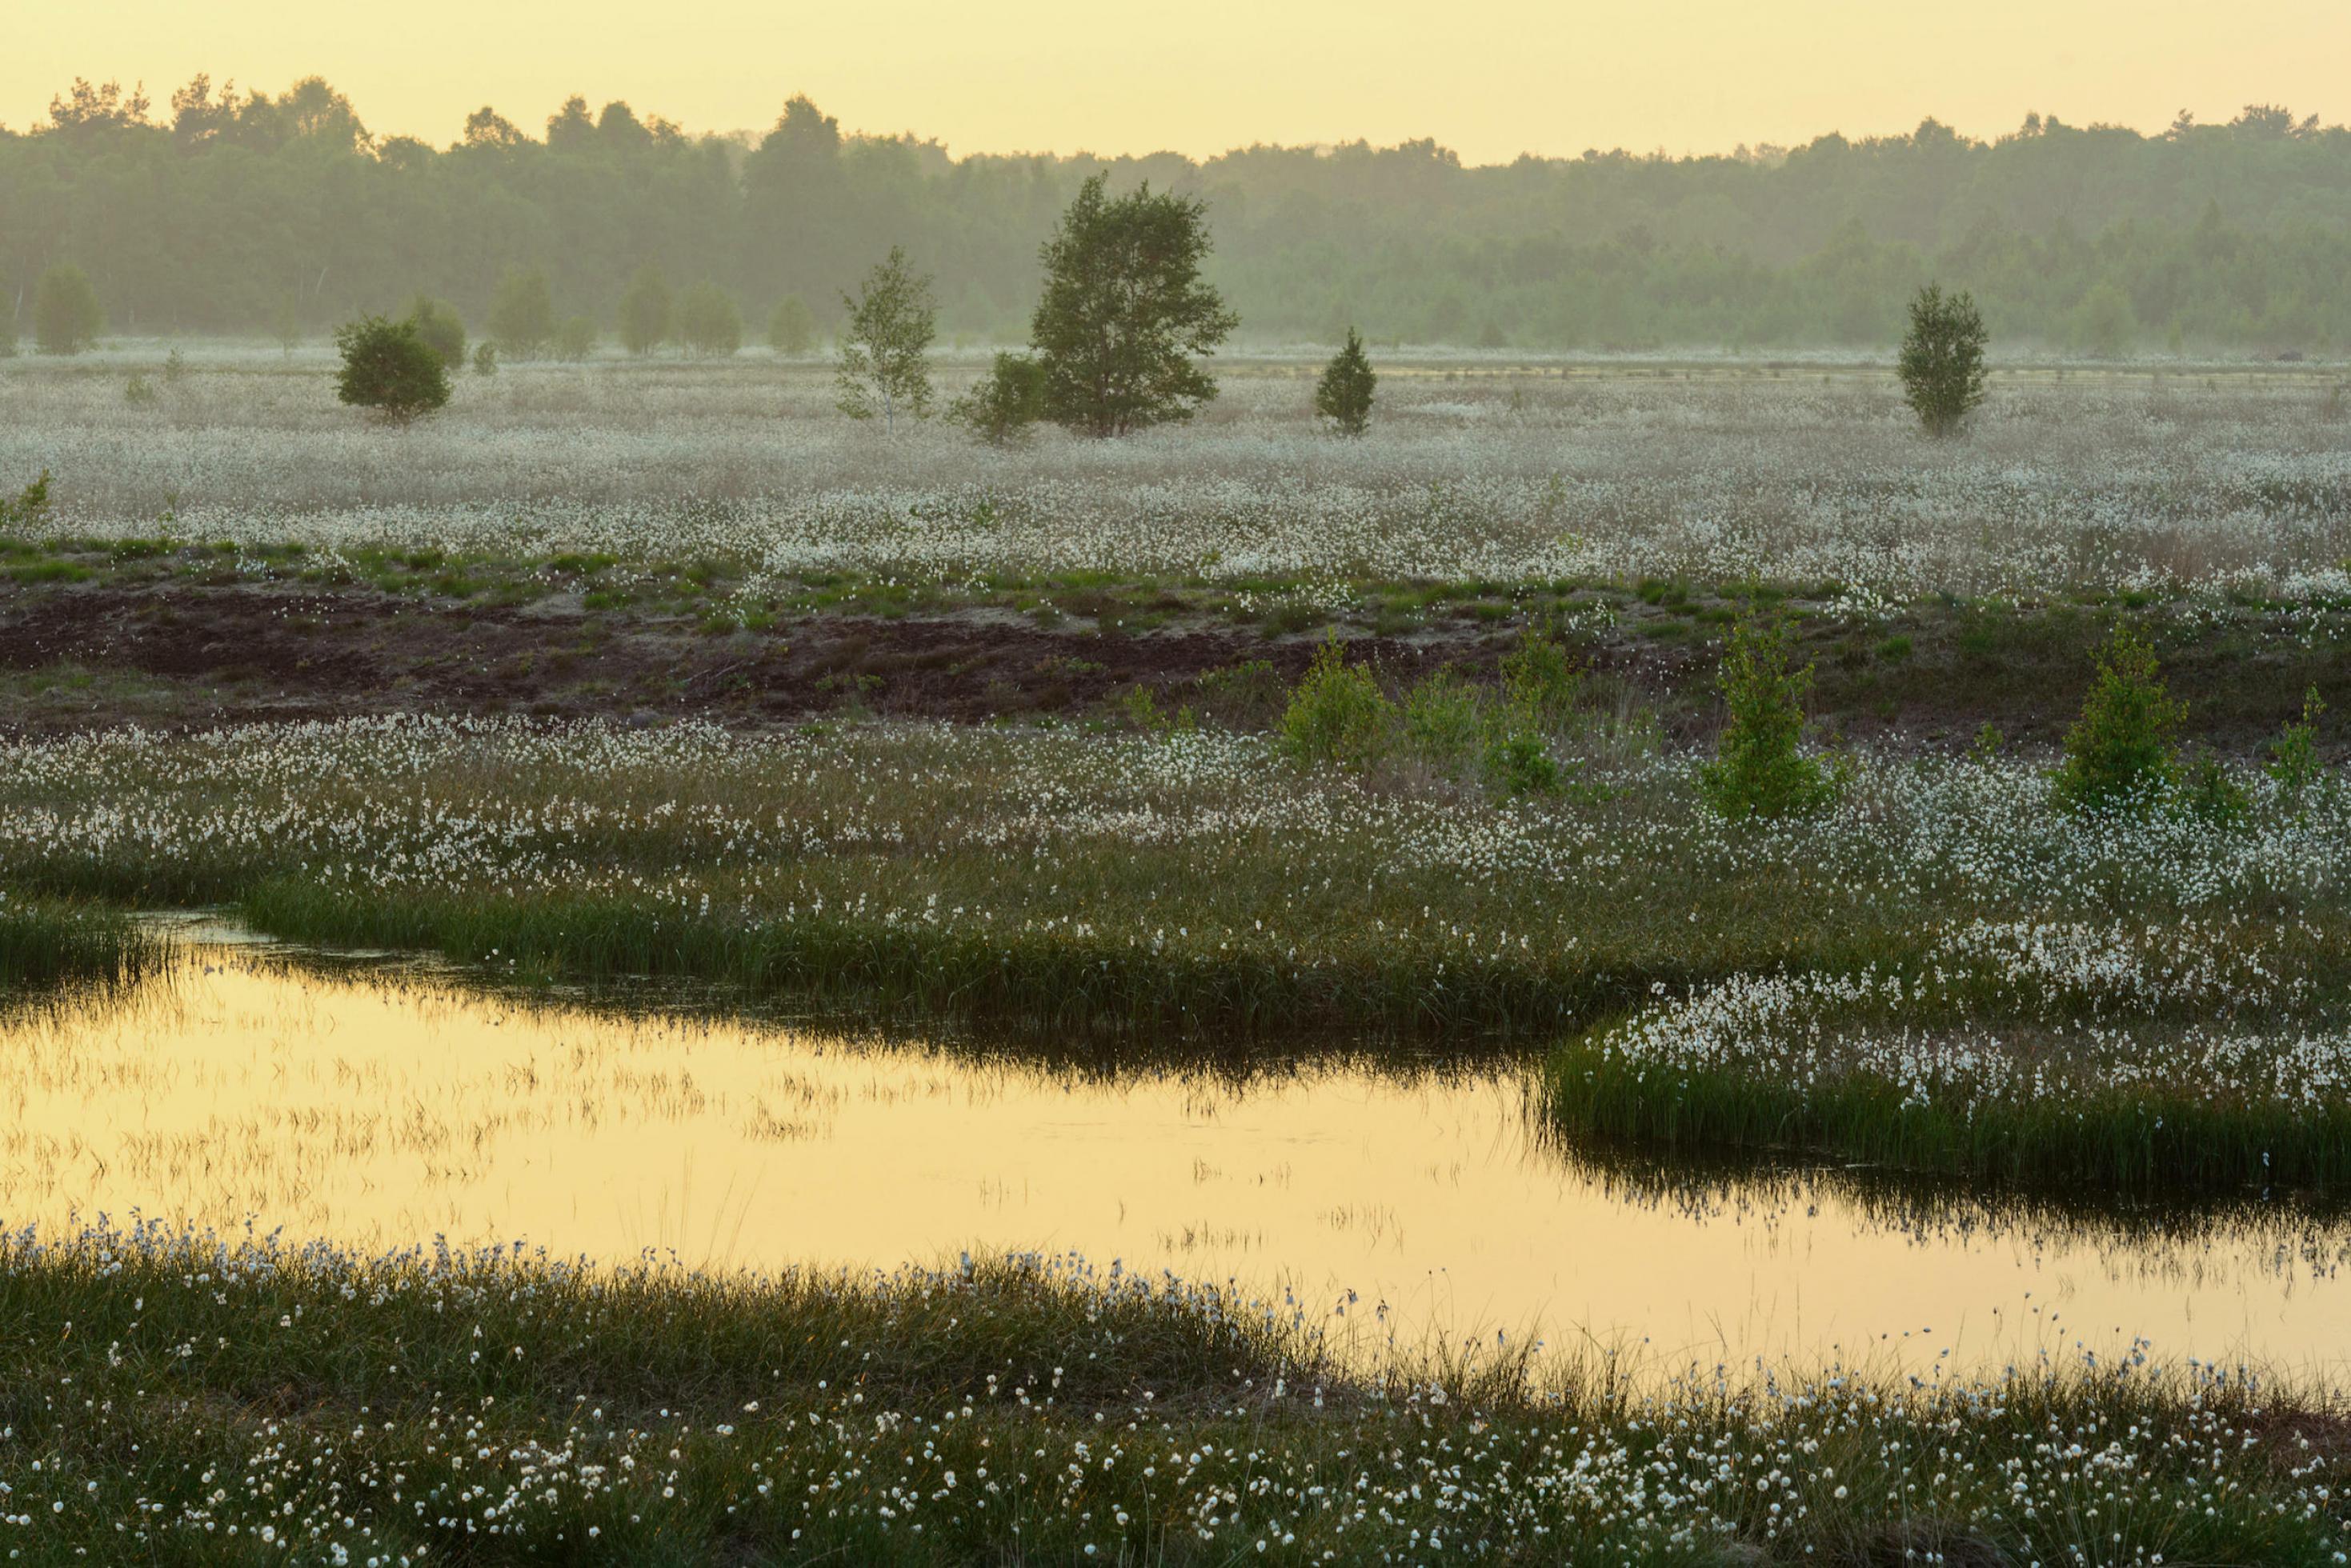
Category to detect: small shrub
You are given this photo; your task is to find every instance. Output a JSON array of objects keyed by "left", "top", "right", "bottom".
[
  {"left": 122, "top": 373, "right": 157, "bottom": 406},
  {"left": 2051, "top": 625, "right": 2183, "bottom": 814},
  {"left": 1500, "top": 626, "right": 1580, "bottom": 733},
  {"left": 1699, "top": 611, "right": 1837, "bottom": 820},
  {"left": 1402, "top": 670, "right": 1486, "bottom": 778},
  {"left": 1279, "top": 636, "right": 1393, "bottom": 770},
  {"left": 471, "top": 342, "right": 499, "bottom": 377},
  {"left": 1315, "top": 327, "right": 1376, "bottom": 434},
  {"left": 162, "top": 346, "right": 188, "bottom": 382},
  {"left": 1480, "top": 727, "right": 1560, "bottom": 799},
  {"left": 333, "top": 315, "right": 451, "bottom": 424},
  {"left": 949, "top": 354, "right": 1048, "bottom": 446},
  {"left": 2269, "top": 686, "right": 2327, "bottom": 807},
  {"left": 1969, "top": 722, "right": 2005, "bottom": 762},
  {"left": 2180, "top": 751, "right": 2251, "bottom": 827},
  {"left": 1118, "top": 684, "right": 1169, "bottom": 732}
]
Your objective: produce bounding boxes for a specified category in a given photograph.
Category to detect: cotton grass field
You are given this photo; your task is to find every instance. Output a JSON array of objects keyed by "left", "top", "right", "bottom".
[
  {"left": 6, "top": 346, "right": 2351, "bottom": 1562},
  {"left": 6, "top": 346, "right": 2351, "bottom": 598}
]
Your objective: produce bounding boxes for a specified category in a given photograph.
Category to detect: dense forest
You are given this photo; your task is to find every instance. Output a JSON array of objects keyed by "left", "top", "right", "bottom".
[{"left": 8, "top": 76, "right": 2351, "bottom": 351}]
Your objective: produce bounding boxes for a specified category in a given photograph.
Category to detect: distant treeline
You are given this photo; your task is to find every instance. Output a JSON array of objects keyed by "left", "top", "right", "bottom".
[{"left": 10, "top": 77, "right": 2351, "bottom": 351}]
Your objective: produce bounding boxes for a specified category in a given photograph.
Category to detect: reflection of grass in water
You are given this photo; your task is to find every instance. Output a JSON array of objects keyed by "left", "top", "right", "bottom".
[
  {"left": 1548, "top": 1126, "right": 2351, "bottom": 1270},
  {"left": 238, "top": 934, "right": 1545, "bottom": 1091},
  {"left": 0, "top": 938, "right": 1539, "bottom": 1254},
  {"left": 6, "top": 1219, "right": 2349, "bottom": 1566}
]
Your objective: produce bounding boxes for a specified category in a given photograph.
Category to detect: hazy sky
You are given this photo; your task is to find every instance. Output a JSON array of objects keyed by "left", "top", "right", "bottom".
[{"left": 12, "top": 0, "right": 2348, "bottom": 163}]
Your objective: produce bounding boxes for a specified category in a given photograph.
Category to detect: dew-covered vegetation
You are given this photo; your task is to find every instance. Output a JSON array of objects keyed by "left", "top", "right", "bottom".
[{"left": 6, "top": 352, "right": 2351, "bottom": 599}]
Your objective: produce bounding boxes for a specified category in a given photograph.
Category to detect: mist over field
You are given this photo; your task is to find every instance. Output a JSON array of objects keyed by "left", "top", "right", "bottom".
[
  {"left": 10, "top": 77, "right": 2351, "bottom": 351},
  {"left": 22, "top": 14, "right": 2351, "bottom": 1561}
]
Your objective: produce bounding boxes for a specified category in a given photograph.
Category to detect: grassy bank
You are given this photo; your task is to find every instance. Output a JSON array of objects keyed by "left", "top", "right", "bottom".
[
  {"left": 2, "top": 1219, "right": 2344, "bottom": 1566},
  {"left": 1547, "top": 913, "right": 2351, "bottom": 1190}
]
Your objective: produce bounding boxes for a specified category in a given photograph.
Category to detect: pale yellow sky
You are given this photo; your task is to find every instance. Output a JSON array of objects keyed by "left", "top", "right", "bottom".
[{"left": 11, "top": 0, "right": 2346, "bottom": 164}]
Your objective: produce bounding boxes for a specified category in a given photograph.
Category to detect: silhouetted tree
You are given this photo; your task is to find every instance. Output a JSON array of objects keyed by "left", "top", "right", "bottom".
[
  {"left": 1031, "top": 174, "right": 1236, "bottom": 436},
  {"left": 1315, "top": 327, "right": 1376, "bottom": 434},
  {"left": 334, "top": 315, "right": 449, "bottom": 422},
  {"left": 1897, "top": 282, "right": 1989, "bottom": 436},
  {"left": 835, "top": 246, "right": 934, "bottom": 431}
]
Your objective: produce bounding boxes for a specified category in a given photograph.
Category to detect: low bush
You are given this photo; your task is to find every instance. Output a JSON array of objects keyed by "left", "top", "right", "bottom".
[
  {"left": 333, "top": 315, "right": 451, "bottom": 424},
  {"left": 1277, "top": 635, "right": 1393, "bottom": 769},
  {"left": 2052, "top": 623, "right": 2182, "bottom": 813},
  {"left": 1698, "top": 610, "right": 1838, "bottom": 819}
]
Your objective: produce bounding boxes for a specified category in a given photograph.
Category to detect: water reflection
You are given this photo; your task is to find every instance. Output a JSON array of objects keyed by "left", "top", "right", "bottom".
[{"left": 7, "top": 933, "right": 2351, "bottom": 1381}]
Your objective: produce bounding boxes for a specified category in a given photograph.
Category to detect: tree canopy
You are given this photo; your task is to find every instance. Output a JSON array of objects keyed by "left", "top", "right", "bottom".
[
  {"left": 333, "top": 314, "right": 451, "bottom": 422},
  {"left": 13, "top": 78, "right": 2351, "bottom": 350},
  {"left": 1031, "top": 174, "right": 1236, "bottom": 436}
]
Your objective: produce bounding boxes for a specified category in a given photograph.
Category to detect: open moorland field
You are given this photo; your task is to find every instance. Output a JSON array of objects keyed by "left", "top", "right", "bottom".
[{"left": 7, "top": 346, "right": 2351, "bottom": 1562}]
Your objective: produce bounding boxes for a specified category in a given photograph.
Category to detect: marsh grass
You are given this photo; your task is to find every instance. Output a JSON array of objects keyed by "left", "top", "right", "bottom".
[
  {"left": 0, "top": 897, "right": 160, "bottom": 990},
  {"left": 4, "top": 1219, "right": 2346, "bottom": 1565},
  {"left": 1551, "top": 1040, "right": 2351, "bottom": 1190}
]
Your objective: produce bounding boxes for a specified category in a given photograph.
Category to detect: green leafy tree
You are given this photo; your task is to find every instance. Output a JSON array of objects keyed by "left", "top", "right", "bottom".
[
  {"left": 1315, "top": 326, "right": 1377, "bottom": 434},
  {"left": 333, "top": 315, "right": 450, "bottom": 423},
  {"left": 618, "top": 266, "right": 673, "bottom": 354},
  {"left": 1279, "top": 636, "right": 1394, "bottom": 770},
  {"left": 677, "top": 282, "right": 742, "bottom": 356},
  {"left": 33, "top": 264, "right": 103, "bottom": 355},
  {"left": 1896, "top": 282, "right": 1989, "bottom": 437},
  {"left": 766, "top": 294, "right": 815, "bottom": 354},
  {"left": 405, "top": 295, "right": 466, "bottom": 370},
  {"left": 1030, "top": 174, "right": 1237, "bottom": 437},
  {"left": 948, "top": 353, "right": 1047, "bottom": 446},
  {"left": 2052, "top": 625, "right": 2184, "bottom": 813},
  {"left": 835, "top": 246, "right": 935, "bottom": 432},
  {"left": 1699, "top": 612, "right": 1838, "bottom": 819},
  {"left": 486, "top": 268, "right": 557, "bottom": 359}
]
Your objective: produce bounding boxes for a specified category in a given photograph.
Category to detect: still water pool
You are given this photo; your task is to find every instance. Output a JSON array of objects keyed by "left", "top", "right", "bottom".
[{"left": 8, "top": 925, "right": 2350, "bottom": 1380}]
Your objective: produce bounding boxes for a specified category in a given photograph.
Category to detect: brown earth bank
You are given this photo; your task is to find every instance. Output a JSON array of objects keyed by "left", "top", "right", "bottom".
[{"left": 0, "top": 575, "right": 2345, "bottom": 754}]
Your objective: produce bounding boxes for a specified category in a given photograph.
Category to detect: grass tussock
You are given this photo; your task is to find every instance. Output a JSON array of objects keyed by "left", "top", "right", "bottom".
[{"left": 2, "top": 1218, "right": 2346, "bottom": 1565}]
